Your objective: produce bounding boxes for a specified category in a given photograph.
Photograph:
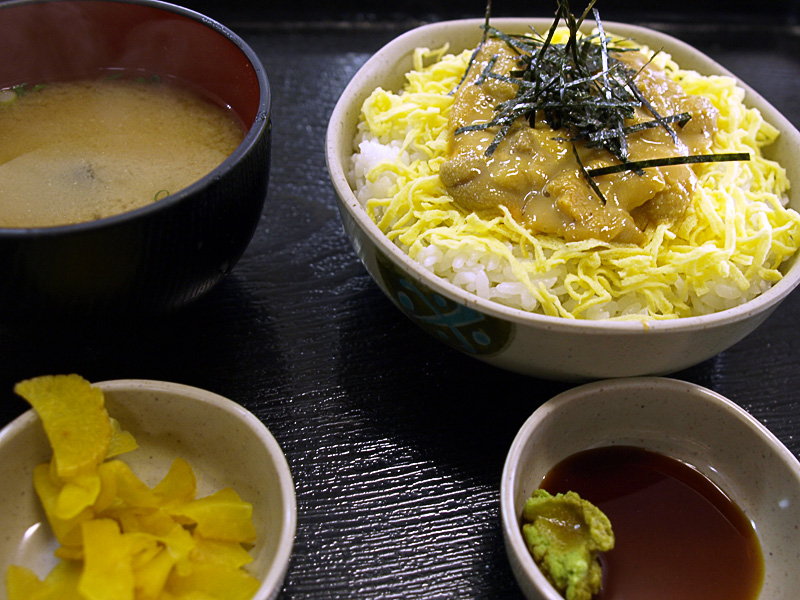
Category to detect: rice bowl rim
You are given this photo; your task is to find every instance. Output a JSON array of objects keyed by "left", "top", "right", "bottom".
[{"left": 326, "top": 17, "right": 800, "bottom": 334}]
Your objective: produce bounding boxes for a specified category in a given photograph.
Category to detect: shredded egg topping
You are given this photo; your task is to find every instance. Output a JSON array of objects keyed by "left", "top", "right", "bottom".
[{"left": 351, "top": 33, "right": 800, "bottom": 320}]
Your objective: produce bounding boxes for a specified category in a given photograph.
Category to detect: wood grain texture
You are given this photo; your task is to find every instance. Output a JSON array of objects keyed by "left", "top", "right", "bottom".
[{"left": 1, "top": 15, "right": 799, "bottom": 599}]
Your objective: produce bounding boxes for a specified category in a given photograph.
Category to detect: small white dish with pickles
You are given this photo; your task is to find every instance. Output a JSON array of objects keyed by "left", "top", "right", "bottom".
[{"left": 0, "top": 378, "right": 296, "bottom": 600}]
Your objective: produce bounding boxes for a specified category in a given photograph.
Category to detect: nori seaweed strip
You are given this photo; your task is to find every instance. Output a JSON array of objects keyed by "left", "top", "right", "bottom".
[
  {"left": 572, "top": 143, "right": 608, "bottom": 205},
  {"left": 614, "top": 122, "right": 629, "bottom": 161},
  {"left": 456, "top": 122, "right": 504, "bottom": 134},
  {"left": 528, "top": 5, "right": 562, "bottom": 126},
  {"left": 483, "top": 68, "right": 542, "bottom": 90},
  {"left": 475, "top": 55, "right": 500, "bottom": 86},
  {"left": 449, "top": 0, "right": 494, "bottom": 95},
  {"left": 485, "top": 26, "right": 541, "bottom": 55},
  {"left": 587, "top": 152, "right": 751, "bottom": 177},
  {"left": 542, "top": 100, "right": 640, "bottom": 111},
  {"left": 486, "top": 122, "right": 515, "bottom": 155},
  {"left": 467, "top": 1, "right": 653, "bottom": 156},
  {"left": 566, "top": 0, "right": 598, "bottom": 73},
  {"left": 482, "top": 0, "right": 492, "bottom": 40},
  {"left": 455, "top": 1, "right": 748, "bottom": 192},
  {"left": 595, "top": 9, "right": 612, "bottom": 101},
  {"left": 619, "top": 68, "right": 678, "bottom": 146},
  {"left": 559, "top": 62, "right": 625, "bottom": 90},
  {"left": 456, "top": 112, "right": 517, "bottom": 135},
  {"left": 562, "top": 112, "right": 692, "bottom": 144}
]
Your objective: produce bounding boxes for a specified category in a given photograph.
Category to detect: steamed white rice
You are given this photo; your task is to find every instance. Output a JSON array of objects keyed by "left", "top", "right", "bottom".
[{"left": 349, "top": 36, "right": 800, "bottom": 320}]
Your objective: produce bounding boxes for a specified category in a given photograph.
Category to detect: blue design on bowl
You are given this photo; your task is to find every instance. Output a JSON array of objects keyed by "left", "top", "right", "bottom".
[{"left": 377, "top": 250, "right": 513, "bottom": 355}]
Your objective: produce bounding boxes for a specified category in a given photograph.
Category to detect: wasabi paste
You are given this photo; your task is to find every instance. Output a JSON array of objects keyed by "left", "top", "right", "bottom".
[{"left": 521, "top": 489, "right": 614, "bottom": 600}]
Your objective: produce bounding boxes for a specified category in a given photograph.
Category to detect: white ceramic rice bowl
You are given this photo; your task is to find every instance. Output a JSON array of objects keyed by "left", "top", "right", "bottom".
[
  {"left": 326, "top": 18, "right": 800, "bottom": 381},
  {"left": 500, "top": 377, "right": 800, "bottom": 600},
  {"left": 0, "top": 379, "right": 296, "bottom": 600}
]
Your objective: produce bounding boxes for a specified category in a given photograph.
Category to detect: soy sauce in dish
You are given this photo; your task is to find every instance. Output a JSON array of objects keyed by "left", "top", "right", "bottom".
[{"left": 540, "top": 445, "right": 764, "bottom": 600}]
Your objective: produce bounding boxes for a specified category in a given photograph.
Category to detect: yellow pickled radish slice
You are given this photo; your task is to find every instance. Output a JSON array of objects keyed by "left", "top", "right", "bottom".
[
  {"left": 165, "top": 562, "right": 261, "bottom": 600},
  {"left": 14, "top": 375, "right": 112, "bottom": 479},
  {"left": 169, "top": 488, "right": 256, "bottom": 543},
  {"left": 106, "top": 418, "right": 138, "bottom": 459},
  {"left": 78, "top": 518, "right": 135, "bottom": 600},
  {"left": 6, "top": 559, "right": 84, "bottom": 600},
  {"left": 152, "top": 458, "right": 197, "bottom": 506}
]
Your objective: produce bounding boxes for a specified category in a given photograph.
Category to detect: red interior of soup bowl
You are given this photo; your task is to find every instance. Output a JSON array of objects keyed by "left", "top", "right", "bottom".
[{"left": 0, "top": 0, "right": 260, "bottom": 127}]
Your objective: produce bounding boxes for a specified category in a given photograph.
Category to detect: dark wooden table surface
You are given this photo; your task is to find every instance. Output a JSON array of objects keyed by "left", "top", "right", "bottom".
[{"left": 1, "top": 7, "right": 799, "bottom": 599}]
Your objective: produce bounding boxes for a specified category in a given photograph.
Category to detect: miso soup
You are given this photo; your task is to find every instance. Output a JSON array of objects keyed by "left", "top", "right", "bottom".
[{"left": 0, "top": 77, "right": 245, "bottom": 228}]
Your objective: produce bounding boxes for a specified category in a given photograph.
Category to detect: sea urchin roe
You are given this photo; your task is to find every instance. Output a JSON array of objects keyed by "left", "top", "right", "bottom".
[{"left": 440, "top": 38, "right": 718, "bottom": 244}]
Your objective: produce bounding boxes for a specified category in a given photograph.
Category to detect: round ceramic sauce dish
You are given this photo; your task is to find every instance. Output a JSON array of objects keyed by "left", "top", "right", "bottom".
[
  {"left": 0, "top": 379, "right": 296, "bottom": 600},
  {"left": 0, "top": 0, "right": 271, "bottom": 322},
  {"left": 500, "top": 377, "right": 800, "bottom": 600},
  {"left": 326, "top": 17, "right": 800, "bottom": 381}
]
